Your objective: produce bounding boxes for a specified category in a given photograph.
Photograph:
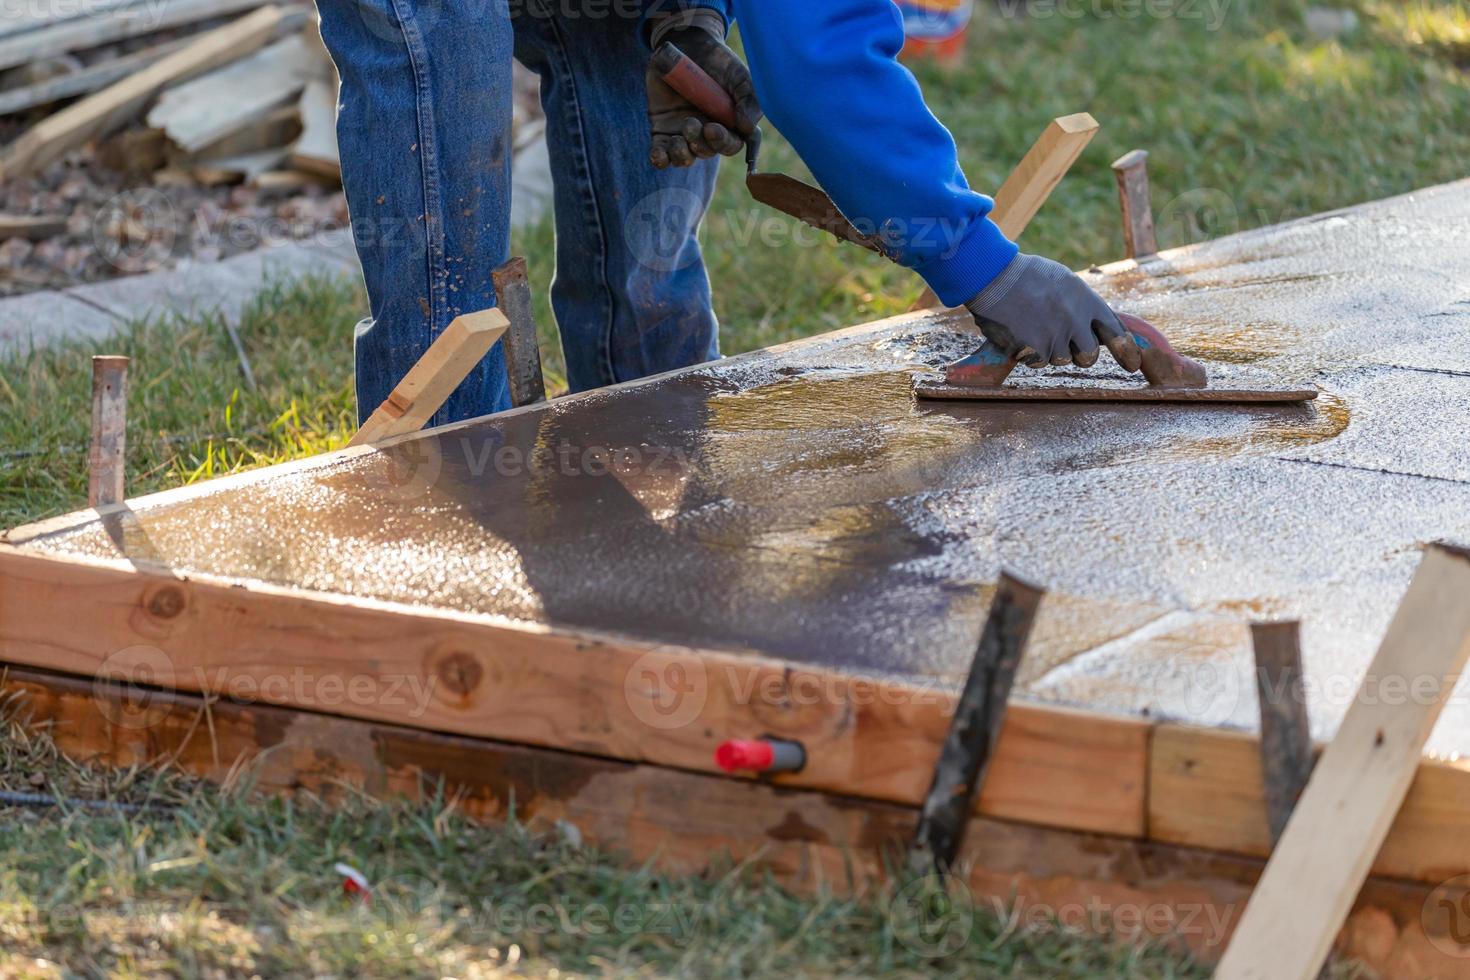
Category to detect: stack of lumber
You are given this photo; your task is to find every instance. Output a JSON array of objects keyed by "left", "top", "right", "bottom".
[{"left": 0, "top": 0, "right": 340, "bottom": 189}]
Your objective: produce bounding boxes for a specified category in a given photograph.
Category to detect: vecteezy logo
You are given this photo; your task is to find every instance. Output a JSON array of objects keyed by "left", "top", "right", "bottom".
[
  {"left": 372, "top": 436, "right": 444, "bottom": 502},
  {"left": 887, "top": 873, "right": 974, "bottom": 958},
  {"left": 1424, "top": 874, "right": 1470, "bottom": 957},
  {"left": 92, "top": 644, "right": 175, "bottom": 731},
  {"left": 1156, "top": 188, "right": 1239, "bottom": 248},
  {"left": 92, "top": 188, "right": 177, "bottom": 273},
  {"left": 626, "top": 188, "right": 706, "bottom": 274},
  {"left": 623, "top": 651, "right": 707, "bottom": 731}
]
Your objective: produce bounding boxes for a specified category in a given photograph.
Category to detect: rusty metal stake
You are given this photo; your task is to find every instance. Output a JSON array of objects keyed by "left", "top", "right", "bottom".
[
  {"left": 1111, "top": 149, "right": 1158, "bottom": 261},
  {"left": 491, "top": 257, "right": 546, "bottom": 408},
  {"left": 88, "top": 355, "right": 129, "bottom": 508},
  {"left": 1250, "top": 620, "right": 1314, "bottom": 845},
  {"left": 910, "top": 573, "right": 1044, "bottom": 872}
]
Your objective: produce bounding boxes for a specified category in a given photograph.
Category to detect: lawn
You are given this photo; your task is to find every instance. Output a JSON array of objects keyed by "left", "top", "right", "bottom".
[
  {"left": 1, "top": 0, "right": 1466, "bottom": 972},
  {"left": 0, "top": 703, "right": 1220, "bottom": 978}
]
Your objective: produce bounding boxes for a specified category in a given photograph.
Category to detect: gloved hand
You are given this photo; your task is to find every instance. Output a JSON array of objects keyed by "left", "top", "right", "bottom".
[
  {"left": 964, "top": 253, "right": 1143, "bottom": 370},
  {"left": 645, "top": 10, "right": 762, "bottom": 169}
]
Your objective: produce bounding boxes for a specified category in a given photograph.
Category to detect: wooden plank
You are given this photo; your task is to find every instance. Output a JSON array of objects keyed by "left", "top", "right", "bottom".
[
  {"left": 0, "top": 39, "right": 189, "bottom": 117},
  {"left": 0, "top": 0, "right": 271, "bottom": 72},
  {"left": 146, "top": 34, "right": 314, "bottom": 153},
  {"left": 349, "top": 309, "right": 510, "bottom": 446},
  {"left": 909, "top": 112, "right": 1099, "bottom": 311},
  {"left": 190, "top": 103, "right": 300, "bottom": 160},
  {"left": 0, "top": 6, "right": 286, "bottom": 179},
  {"left": 190, "top": 148, "right": 287, "bottom": 185},
  {"left": 0, "top": 0, "right": 139, "bottom": 41},
  {"left": 1215, "top": 543, "right": 1470, "bottom": 980},
  {"left": 5, "top": 662, "right": 1466, "bottom": 978},
  {"left": 1149, "top": 724, "right": 1470, "bottom": 886},
  {"left": 249, "top": 168, "right": 336, "bottom": 192},
  {"left": 287, "top": 76, "right": 339, "bottom": 177},
  {"left": 0, "top": 214, "right": 67, "bottom": 240},
  {"left": 0, "top": 544, "right": 1150, "bottom": 837}
]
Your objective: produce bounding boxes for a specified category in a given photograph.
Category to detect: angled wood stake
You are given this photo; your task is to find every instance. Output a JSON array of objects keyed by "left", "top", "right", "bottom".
[
  {"left": 88, "top": 355, "right": 129, "bottom": 508},
  {"left": 909, "top": 112, "right": 1099, "bottom": 311},
  {"left": 349, "top": 309, "right": 509, "bottom": 447},
  {"left": 1217, "top": 543, "right": 1470, "bottom": 980}
]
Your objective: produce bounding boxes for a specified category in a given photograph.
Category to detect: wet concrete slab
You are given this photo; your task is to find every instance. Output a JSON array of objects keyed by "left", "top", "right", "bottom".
[
  {"left": 14, "top": 179, "right": 1470, "bottom": 751},
  {"left": 1274, "top": 368, "right": 1470, "bottom": 483}
]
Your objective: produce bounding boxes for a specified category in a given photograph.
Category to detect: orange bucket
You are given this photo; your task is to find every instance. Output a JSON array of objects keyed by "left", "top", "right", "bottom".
[{"left": 897, "top": 0, "right": 973, "bottom": 63}]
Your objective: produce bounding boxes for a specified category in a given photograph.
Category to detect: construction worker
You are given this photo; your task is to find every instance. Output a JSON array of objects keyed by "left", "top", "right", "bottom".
[{"left": 317, "top": 0, "right": 1136, "bottom": 427}]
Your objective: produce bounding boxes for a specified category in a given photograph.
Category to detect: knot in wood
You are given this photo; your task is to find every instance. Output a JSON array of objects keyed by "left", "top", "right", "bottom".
[
  {"left": 435, "top": 652, "right": 483, "bottom": 697},
  {"left": 145, "top": 585, "right": 186, "bottom": 619}
]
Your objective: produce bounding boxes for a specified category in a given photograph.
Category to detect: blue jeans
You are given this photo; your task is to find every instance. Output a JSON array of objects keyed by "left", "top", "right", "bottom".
[{"left": 316, "top": 0, "right": 722, "bottom": 425}]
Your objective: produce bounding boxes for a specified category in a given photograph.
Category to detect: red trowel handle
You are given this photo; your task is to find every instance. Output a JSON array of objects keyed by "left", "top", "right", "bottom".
[
  {"left": 1117, "top": 312, "right": 1208, "bottom": 389},
  {"left": 652, "top": 42, "right": 738, "bottom": 131}
]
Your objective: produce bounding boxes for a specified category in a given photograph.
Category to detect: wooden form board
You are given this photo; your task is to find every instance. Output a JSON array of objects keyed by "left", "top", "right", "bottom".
[
  {"left": 1150, "top": 725, "right": 1470, "bottom": 885},
  {"left": 0, "top": 543, "right": 1148, "bottom": 837},
  {"left": 5, "top": 662, "right": 1469, "bottom": 978},
  {"left": 5, "top": 529, "right": 1470, "bottom": 889},
  {"left": 1215, "top": 544, "right": 1470, "bottom": 980}
]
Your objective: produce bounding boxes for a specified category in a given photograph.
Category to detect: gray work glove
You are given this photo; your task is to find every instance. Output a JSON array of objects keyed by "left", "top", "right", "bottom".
[
  {"left": 645, "top": 10, "right": 762, "bottom": 169},
  {"left": 965, "top": 253, "right": 1143, "bottom": 370}
]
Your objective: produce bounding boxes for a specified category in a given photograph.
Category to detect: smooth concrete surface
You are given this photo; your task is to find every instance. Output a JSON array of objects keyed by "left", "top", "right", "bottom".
[{"left": 18, "top": 179, "right": 1470, "bottom": 753}]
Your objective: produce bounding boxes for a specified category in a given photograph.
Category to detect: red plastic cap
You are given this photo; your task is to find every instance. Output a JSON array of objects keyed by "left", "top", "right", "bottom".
[{"left": 715, "top": 739, "right": 775, "bottom": 772}]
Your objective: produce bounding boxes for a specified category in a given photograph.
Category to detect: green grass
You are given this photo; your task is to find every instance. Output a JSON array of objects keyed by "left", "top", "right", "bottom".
[
  {"left": 2, "top": 0, "right": 1465, "bottom": 971},
  {"left": 0, "top": 703, "right": 1221, "bottom": 979}
]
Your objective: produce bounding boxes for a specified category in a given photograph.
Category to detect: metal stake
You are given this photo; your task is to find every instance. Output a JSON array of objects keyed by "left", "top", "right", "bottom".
[
  {"left": 910, "top": 573, "right": 1044, "bottom": 872},
  {"left": 1111, "top": 149, "right": 1158, "bottom": 261},
  {"left": 491, "top": 257, "right": 546, "bottom": 408},
  {"left": 1250, "top": 620, "right": 1314, "bottom": 844}
]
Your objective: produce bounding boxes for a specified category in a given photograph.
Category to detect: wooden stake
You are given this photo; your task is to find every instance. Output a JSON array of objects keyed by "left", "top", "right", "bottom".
[
  {"left": 909, "top": 112, "right": 1099, "bottom": 311},
  {"left": 1250, "top": 620, "right": 1314, "bottom": 845},
  {"left": 87, "top": 355, "right": 129, "bottom": 508},
  {"left": 1111, "top": 149, "right": 1158, "bottom": 261},
  {"left": 1216, "top": 543, "right": 1470, "bottom": 980},
  {"left": 490, "top": 257, "right": 547, "bottom": 408},
  {"left": 348, "top": 309, "right": 509, "bottom": 446}
]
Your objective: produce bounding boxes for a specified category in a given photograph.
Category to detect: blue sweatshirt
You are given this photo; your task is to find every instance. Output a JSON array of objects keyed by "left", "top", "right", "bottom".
[{"left": 648, "top": 0, "right": 1019, "bottom": 306}]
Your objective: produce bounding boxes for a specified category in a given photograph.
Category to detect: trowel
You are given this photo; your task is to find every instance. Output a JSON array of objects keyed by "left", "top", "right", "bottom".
[
  {"left": 654, "top": 46, "right": 1317, "bottom": 406},
  {"left": 653, "top": 43, "right": 889, "bottom": 255},
  {"left": 912, "top": 313, "right": 1318, "bottom": 404}
]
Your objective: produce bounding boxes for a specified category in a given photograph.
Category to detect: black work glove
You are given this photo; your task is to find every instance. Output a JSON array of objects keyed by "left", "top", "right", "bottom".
[
  {"left": 965, "top": 253, "right": 1143, "bottom": 370},
  {"left": 645, "top": 10, "right": 762, "bottom": 169}
]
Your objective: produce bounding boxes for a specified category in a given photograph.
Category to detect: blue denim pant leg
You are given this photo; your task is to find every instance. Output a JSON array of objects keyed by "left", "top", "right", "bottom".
[
  {"left": 512, "top": 1, "right": 722, "bottom": 393},
  {"left": 316, "top": 0, "right": 514, "bottom": 425}
]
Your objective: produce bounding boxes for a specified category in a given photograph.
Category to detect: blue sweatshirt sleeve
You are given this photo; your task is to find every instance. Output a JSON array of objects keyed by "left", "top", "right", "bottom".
[
  {"left": 729, "top": 0, "right": 1018, "bottom": 306},
  {"left": 641, "top": 0, "right": 732, "bottom": 42}
]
